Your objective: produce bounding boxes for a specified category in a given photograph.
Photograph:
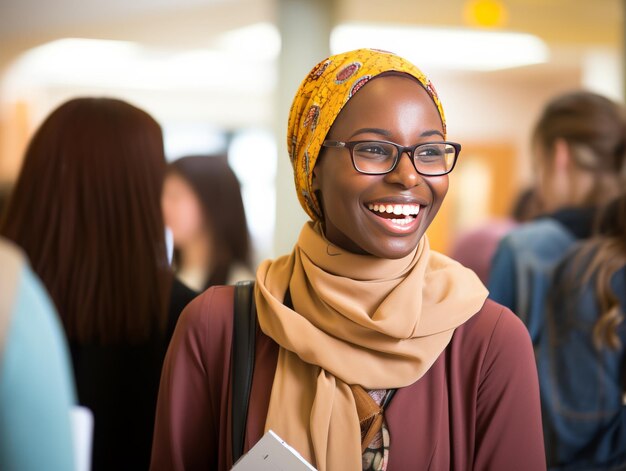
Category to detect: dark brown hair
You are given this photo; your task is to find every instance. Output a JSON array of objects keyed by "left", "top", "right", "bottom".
[
  {"left": 556, "top": 194, "right": 626, "bottom": 349},
  {"left": 533, "top": 91, "right": 626, "bottom": 208},
  {"left": 583, "top": 195, "right": 626, "bottom": 349},
  {"left": 168, "top": 155, "right": 251, "bottom": 288},
  {"left": 1, "top": 97, "right": 171, "bottom": 344}
]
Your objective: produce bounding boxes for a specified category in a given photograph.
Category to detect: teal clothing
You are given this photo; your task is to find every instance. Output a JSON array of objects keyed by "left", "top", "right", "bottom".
[{"left": 0, "top": 242, "right": 77, "bottom": 471}]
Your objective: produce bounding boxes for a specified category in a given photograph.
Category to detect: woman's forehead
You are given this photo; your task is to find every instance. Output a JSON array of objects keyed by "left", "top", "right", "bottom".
[{"left": 326, "top": 75, "right": 444, "bottom": 136}]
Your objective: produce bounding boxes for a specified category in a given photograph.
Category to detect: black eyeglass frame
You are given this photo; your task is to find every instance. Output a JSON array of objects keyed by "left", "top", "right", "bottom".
[{"left": 322, "top": 139, "right": 462, "bottom": 176}]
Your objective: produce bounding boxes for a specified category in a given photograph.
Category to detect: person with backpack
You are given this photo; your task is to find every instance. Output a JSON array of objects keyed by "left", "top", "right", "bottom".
[
  {"left": 151, "top": 48, "right": 545, "bottom": 471},
  {"left": 489, "top": 91, "right": 626, "bottom": 345},
  {"left": 537, "top": 194, "right": 626, "bottom": 469}
]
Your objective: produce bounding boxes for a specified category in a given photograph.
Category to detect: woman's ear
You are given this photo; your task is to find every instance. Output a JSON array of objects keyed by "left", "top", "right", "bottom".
[
  {"left": 311, "top": 167, "right": 320, "bottom": 191},
  {"left": 310, "top": 167, "right": 325, "bottom": 221},
  {"left": 311, "top": 146, "right": 330, "bottom": 192}
]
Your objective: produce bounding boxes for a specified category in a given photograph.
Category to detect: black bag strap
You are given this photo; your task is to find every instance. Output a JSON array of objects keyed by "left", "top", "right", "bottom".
[{"left": 231, "top": 280, "right": 257, "bottom": 464}]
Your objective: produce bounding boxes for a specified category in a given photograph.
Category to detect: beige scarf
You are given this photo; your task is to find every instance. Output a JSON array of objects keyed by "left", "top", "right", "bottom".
[{"left": 255, "top": 222, "right": 488, "bottom": 470}]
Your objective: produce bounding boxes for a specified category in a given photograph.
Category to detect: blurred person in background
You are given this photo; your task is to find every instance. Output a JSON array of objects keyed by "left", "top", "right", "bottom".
[
  {"left": 488, "top": 91, "right": 626, "bottom": 467},
  {"left": 538, "top": 194, "right": 626, "bottom": 469},
  {"left": 0, "top": 97, "right": 196, "bottom": 471},
  {"left": 162, "top": 154, "right": 254, "bottom": 293},
  {"left": 489, "top": 90, "right": 626, "bottom": 344},
  {"left": 449, "top": 185, "right": 539, "bottom": 284},
  {"left": 0, "top": 237, "right": 76, "bottom": 471}
]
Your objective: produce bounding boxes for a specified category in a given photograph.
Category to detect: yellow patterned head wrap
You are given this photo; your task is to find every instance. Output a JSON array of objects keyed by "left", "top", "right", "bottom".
[{"left": 287, "top": 48, "right": 446, "bottom": 220}]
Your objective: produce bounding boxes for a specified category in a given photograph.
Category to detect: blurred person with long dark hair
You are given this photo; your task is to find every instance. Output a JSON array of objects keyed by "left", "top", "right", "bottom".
[
  {"left": 539, "top": 194, "right": 626, "bottom": 469},
  {"left": 162, "top": 155, "right": 254, "bottom": 292},
  {"left": 489, "top": 92, "right": 626, "bottom": 469},
  {"left": 537, "top": 194, "right": 626, "bottom": 469},
  {"left": 489, "top": 91, "right": 626, "bottom": 343},
  {"left": 1, "top": 97, "right": 195, "bottom": 471}
]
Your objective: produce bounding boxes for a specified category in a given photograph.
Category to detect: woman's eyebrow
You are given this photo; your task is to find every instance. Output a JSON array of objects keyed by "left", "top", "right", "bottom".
[
  {"left": 421, "top": 130, "right": 444, "bottom": 138},
  {"left": 349, "top": 128, "right": 392, "bottom": 139},
  {"left": 348, "top": 128, "right": 445, "bottom": 140}
]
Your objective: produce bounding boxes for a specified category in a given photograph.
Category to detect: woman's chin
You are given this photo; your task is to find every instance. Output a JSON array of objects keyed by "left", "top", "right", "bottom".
[{"left": 358, "top": 233, "right": 423, "bottom": 259}]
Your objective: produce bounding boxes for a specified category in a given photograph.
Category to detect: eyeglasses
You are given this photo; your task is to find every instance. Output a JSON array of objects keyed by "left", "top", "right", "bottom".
[{"left": 322, "top": 140, "right": 461, "bottom": 176}]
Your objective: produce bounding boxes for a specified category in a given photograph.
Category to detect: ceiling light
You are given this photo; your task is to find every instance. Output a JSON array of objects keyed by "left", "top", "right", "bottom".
[
  {"left": 464, "top": 0, "right": 509, "bottom": 28},
  {"left": 330, "top": 23, "right": 549, "bottom": 71},
  {"left": 5, "top": 36, "right": 277, "bottom": 93},
  {"left": 215, "top": 22, "right": 281, "bottom": 61}
]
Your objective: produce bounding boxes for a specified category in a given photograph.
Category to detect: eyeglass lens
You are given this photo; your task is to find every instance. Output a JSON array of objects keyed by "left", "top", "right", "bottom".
[{"left": 352, "top": 142, "right": 456, "bottom": 175}]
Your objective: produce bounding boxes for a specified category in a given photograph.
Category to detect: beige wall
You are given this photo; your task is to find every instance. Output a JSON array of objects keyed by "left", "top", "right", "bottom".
[{"left": 0, "top": 101, "right": 29, "bottom": 185}]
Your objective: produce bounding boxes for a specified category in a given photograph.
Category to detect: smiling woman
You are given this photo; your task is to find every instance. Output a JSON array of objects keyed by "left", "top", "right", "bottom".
[{"left": 151, "top": 49, "right": 546, "bottom": 471}]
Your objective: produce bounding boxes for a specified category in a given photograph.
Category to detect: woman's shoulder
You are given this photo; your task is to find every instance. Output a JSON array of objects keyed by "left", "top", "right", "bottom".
[
  {"left": 502, "top": 218, "right": 575, "bottom": 252},
  {"left": 174, "top": 285, "right": 236, "bottom": 350},
  {"left": 452, "top": 299, "right": 533, "bottom": 362},
  {"left": 489, "top": 220, "right": 574, "bottom": 271},
  {"left": 461, "top": 298, "right": 519, "bottom": 330}
]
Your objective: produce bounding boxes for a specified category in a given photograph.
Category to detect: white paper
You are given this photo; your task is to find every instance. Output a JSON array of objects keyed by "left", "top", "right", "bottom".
[
  {"left": 165, "top": 226, "right": 174, "bottom": 265},
  {"left": 71, "top": 405, "right": 93, "bottom": 471},
  {"left": 231, "top": 430, "right": 317, "bottom": 471}
]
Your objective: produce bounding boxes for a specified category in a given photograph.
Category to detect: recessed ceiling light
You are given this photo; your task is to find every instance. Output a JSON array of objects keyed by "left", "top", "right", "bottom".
[{"left": 331, "top": 23, "right": 549, "bottom": 71}]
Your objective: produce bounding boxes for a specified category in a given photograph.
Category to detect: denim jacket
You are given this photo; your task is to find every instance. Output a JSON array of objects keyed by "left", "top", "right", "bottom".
[
  {"left": 544, "top": 258, "right": 626, "bottom": 470},
  {"left": 488, "top": 218, "right": 577, "bottom": 344},
  {"left": 489, "top": 214, "right": 626, "bottom": 470}
]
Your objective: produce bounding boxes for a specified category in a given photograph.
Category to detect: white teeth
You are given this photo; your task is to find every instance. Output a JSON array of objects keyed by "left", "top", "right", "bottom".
[
  {"left": 391, "top": 216, "right": 415, "bottom": 226},
  {"left": 368, "top": 203, "right": 421, "bottom": 216}
]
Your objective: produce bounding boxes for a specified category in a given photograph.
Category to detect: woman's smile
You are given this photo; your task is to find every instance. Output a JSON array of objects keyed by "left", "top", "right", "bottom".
[{"left": 367, "top": 203, "right": 420, "bottom": 230}]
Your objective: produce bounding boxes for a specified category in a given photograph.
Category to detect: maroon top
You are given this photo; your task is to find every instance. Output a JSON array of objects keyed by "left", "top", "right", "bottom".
[{"left": 151, "top": 286, "right": 546, "bottom": 471}]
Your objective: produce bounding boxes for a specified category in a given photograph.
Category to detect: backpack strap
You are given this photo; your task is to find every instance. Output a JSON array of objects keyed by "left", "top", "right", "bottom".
[{"left": 231, "top": 280, "right": 257, "bottom": 464}]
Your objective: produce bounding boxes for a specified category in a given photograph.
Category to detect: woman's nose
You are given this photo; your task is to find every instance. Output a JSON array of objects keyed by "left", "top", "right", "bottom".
[{"left": 384, "top": 152, "right": 422, "bottom": 189}]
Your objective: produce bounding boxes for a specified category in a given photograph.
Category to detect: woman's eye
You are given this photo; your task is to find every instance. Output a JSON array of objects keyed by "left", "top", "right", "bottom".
[
  {"left": 356, "top": 143, "right": 393, "bottom": 158},
  {"left": 416, "top": 145, "right": 444, "bottom": 160}
]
